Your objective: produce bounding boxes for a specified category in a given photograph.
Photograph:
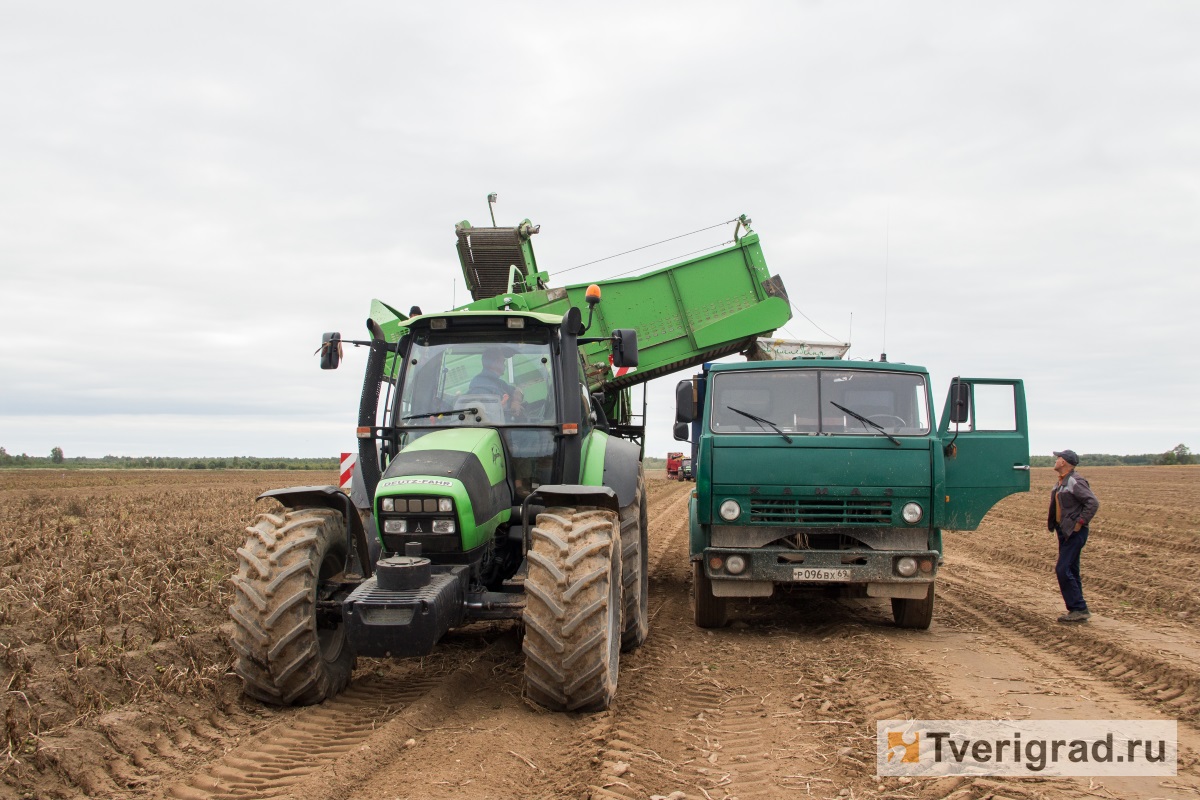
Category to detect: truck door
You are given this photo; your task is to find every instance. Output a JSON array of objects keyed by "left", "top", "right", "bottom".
[{"left": 938, "top": 378, "right": 1030, "bottom": 530}]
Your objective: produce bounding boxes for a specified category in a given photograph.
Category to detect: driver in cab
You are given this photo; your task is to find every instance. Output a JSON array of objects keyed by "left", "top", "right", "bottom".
[{"left": 469, "top": 349, "right": 523, "bottom": 418}]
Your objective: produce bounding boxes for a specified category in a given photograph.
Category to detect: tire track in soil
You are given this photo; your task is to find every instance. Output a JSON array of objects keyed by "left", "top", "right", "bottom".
[
  {"left": 937, "top": 567, "right": 1200, "bottom": 722},
  {"left": 585, "top": 480, "right": 728, "bottom": 800},
  {"left": 956, "top": 541, "right": 1200, "bottom": 618},
  {"left": 160, "top": 672, "right": 439, "bottom": 800}
]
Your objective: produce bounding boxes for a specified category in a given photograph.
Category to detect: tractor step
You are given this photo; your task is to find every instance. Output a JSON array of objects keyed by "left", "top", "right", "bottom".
[{"left": 501, "top": 559, "right": 529, "bottom": 589}]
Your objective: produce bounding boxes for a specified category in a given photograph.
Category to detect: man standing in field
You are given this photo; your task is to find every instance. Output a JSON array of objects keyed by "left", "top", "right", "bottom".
[{"left": 1047, "top": 449, "right": 1100, "bottom": 623}]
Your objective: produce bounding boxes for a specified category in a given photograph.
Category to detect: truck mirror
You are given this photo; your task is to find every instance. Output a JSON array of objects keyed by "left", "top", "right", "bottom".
[
  {"left": 319, "top": 332, "right": 342, "bottom": 370},
  {"left": 675, "top": 380, "right": 696, "bottom": 423},
  {"left": 949, "top": 380, "right": 970, "bottom": 423},
  {"left": 673, "top": 421, "right": 690, "bottom": 441},
  {"left": 611, "top": 329, "right": 639, "bottom": 368}
]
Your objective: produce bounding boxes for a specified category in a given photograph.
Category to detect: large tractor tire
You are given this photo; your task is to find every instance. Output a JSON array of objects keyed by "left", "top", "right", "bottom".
[
  {"left": 229, "top": 507, "right": 355, "bottom": 705},
  {"left": 892, "top": 583, "right": 935, "bottom": 630},
  {"left": 619, "top": 465, "right": 649, "bottom": 651},
  {"left": 692, "top": 559, "right": 728, "bottom": 629},
  {"left": 522, "top": 507, "right": 622, "bottom": 712}
]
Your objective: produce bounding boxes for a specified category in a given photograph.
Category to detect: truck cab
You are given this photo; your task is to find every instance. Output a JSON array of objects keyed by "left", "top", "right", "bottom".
[{"left": 675, "top": 359, "right": 1029, "bottom": 629}]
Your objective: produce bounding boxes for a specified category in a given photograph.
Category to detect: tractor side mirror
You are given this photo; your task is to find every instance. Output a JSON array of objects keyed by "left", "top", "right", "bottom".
[
  {"left": 674, "top": 380, "right": 696, "bottom": 423},
  {"left": 672, "top": 421, "right": 690, "bottom": 442},
  {"left": 319, "top": 332, "right": 342, "bottom": 370},
  {"left": 564, "top": 306, "right": 586, "bottom": 337},
  {"left": 611, "top": 329, "right": 639, "bottom": 368},
  {"left": 949, "top": 380, "right": 970, "bottom": 423}
]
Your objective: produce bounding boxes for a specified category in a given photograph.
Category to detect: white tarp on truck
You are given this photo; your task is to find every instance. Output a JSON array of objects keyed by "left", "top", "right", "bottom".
[{"left": 748, "top": 337, "right": 851, "bottom": 361}]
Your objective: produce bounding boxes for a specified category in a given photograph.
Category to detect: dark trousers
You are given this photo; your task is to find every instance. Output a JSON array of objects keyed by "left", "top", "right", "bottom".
[{"left": 1055, "top": 525, "right": 1089, "bottom": 612}]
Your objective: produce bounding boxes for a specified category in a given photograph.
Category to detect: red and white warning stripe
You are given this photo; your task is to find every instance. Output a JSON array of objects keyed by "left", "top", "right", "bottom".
[
  {"left": 339, "top": 452, "right": 355, "bottom": 490},
  {"left": 609, "top": 355, "right": 636, "bottom": 379}
]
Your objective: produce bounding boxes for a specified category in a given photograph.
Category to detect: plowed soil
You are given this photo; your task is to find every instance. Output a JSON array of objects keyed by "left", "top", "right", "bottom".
[{"left": 2, "top": 466, "right": 1197, "bottom": 799}]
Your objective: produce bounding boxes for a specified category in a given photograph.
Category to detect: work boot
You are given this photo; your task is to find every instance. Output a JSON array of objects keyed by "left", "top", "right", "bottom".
[{"left": 1057, "top": 610, "right": 1090, "bottom": 623}]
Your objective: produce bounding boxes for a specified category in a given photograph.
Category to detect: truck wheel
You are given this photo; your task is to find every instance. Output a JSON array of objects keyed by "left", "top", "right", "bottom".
[
  {"left": 523, "top": 507, "right": 622, "bottom": 712},
  {"left": 619, "top": 465, "right": 649, "bottom": 651},
  {"left": 229, "top": 507, "right": 355, "bottom": 705},
  {"left": 891, "top": 583, "right": 935, "bottom": 630},
  {"left": 692, "top": 559, "right": 728, "bottom": 628}
]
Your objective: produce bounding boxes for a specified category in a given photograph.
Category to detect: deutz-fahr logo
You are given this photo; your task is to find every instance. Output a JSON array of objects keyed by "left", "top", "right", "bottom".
[{"left": 379, "top": 478, "right": 453, "bottom": 488}]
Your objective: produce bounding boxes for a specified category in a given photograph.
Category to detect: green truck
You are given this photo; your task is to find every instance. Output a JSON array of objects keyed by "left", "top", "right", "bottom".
[
  {"left": 229, "top": 206, "right": 791, "bottom": 711},
  {"left": 674, "top": 358, "right": 1030, "bottom": 629}
]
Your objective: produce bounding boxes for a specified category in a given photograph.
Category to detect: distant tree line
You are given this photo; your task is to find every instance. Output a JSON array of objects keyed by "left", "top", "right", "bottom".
[
  {"left": 1028, "top": 444, "right": 1193, "bottom": 467},
  {"left": 0, "top": 447, "right": 337, "bottom": 470},
  {"left": 1, "top": 445, "right": 1192, "bottom": 471}
]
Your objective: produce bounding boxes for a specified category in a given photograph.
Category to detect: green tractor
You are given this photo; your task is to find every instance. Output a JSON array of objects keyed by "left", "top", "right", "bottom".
[{"left": 228, "top": 203, "right": 791, "bottom": 711}]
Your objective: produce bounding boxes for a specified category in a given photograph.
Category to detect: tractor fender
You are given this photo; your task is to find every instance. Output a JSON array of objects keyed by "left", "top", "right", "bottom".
[
  {"left": 530, "top": 485, "right": 621, "bottom": 515},
  {"left": 601, "top": 435, "right": 641, "bottom": 509},
  {"left": 578, "top": 431, "right": 640, "bottom": 509},
  {"left": 257, "top": 485, "right": 374, "bottom": 579}
]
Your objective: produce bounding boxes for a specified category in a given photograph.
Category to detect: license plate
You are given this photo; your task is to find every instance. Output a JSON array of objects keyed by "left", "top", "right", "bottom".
[{"left": 792, "top": 567, "right": 851, "bottom": 581}]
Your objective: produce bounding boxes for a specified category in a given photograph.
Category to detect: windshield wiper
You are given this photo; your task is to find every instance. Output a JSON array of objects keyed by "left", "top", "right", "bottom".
[
  {"left": 829, "top": 401, "right": 900, "bottom": 446},
  {"left": 727, "top": 406, "right": 793, "bottom": 443},
  {"left": 401, "top": 407, "right": 477, "bottom": 420}
]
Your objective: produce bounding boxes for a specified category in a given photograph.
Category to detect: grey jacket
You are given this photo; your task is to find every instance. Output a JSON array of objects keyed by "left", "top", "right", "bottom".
[{"left": 1046, "top": 471, "right": 1100, "bottom": 535}]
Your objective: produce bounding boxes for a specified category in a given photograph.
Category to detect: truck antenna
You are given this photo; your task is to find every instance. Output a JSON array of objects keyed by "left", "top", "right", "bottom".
[{"left": 881, "top": 214, "right": 889, "bottom": 363}]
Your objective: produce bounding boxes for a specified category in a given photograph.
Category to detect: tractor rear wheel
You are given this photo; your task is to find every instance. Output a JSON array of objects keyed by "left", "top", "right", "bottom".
[
  {"left": 692, "top": 559, "right": 728, "bottom": 628},
  {"left": 522, "top": 507, "right": 622, "bottom": 712},
  {"left": 229, "top": 507, "right": 355, "bottom": 705},
  {"left": 619, "top": 465, "right": 649, "bottom": 651},
  {"left": 891, "top": 583, "right": 935, "bottom": 630}
]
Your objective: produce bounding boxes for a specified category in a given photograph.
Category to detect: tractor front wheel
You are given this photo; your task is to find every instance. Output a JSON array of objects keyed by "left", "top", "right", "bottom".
[
  {"left": 522, "top": 507, "right": 622, "bottom": 712},
  {"left": 229, "top": 507, "right": 355, "bottom": 705}
]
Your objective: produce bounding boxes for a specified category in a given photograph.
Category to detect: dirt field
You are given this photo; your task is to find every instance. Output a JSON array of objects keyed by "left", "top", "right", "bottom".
[{"left": 1, "top": 466, "right": 1197, "bottom": 800}]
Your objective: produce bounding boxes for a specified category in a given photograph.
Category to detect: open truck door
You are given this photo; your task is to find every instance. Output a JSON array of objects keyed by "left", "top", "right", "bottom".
[{"left": 937, "top": 378, "right": 1030, "bottom": 530}]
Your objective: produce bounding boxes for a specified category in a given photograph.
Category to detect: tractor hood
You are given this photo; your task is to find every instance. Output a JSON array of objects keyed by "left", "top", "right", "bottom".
[{"left": 378, "top": 428, "right": 511, "bottom": 543}]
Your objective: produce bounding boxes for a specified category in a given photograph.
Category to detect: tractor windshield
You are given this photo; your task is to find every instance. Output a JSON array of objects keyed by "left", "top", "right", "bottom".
[
  {"left": 395, "top": 328, "right": 557, "bottom": 428},
  {"left": 710, "top": 368, "right": 931, "bottom": 436}
]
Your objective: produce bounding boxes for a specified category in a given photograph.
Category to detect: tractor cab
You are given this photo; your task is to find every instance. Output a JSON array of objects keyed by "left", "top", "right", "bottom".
[{"left": 391, "top": 316, "right": 560, "bottom": 501}]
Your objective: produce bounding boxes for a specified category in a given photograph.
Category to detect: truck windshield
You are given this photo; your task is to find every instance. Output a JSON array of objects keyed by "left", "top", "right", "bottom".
[
  {"left": 709, "top": 368, "right": 930, "bottom": 436},
  {"left": 395, "top": 329, "right": 557, "bottom": 428}
]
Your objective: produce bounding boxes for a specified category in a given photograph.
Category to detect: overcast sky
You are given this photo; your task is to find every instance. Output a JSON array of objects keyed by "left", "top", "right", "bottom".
[{"left": 2, "top": 2, "right": 1198, "bottom": 461}]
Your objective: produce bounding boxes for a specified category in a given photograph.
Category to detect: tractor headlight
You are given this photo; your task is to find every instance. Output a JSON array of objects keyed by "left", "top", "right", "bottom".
[
  {"left": 432, "top": 519, "right": 456, "bottom": 534},
  {"left": 383, "top": 519, "right": 407, "bottom": 534},
  {"left": 902, "top": 502, "right": 923, "bottom": 524},
  {"left": 381, "top": 497, "right": 395, "bottom": 512},
  {"left": 719, "top": 500, "right": 741, "bottom": 521},
  {"left": 438, "top": 497, "right": 454, "bottom": 512}
]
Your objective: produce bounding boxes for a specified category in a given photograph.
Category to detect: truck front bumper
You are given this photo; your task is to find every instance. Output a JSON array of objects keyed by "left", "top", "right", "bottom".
[{"left": 699, "top": 547, "right": 938, "bottom": 598}]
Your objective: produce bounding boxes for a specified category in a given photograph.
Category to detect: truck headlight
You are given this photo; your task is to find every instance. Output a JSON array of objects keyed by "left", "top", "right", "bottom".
[
  {"left": 383, "top": 519, "right": 407, "bottom": 534},
  {"left": 725, "top": 555, "right": 747, "bottom": 575},
  {"left": 719, "top": 500, "right": 741, "bottom": 521},
  {"left": 896, "top": 556, "right": 918, "bottom": 577},
  {"left": 902, "top": 502, "right": 923, "bottom": 524}
]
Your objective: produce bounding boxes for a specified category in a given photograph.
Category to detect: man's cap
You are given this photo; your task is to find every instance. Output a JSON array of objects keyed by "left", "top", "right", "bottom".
[{"left": 1053, "top": 449, "right": 1080, "bottom": 466}]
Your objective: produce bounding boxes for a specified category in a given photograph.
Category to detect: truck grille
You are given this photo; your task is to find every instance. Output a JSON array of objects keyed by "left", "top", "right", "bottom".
[{"left": 749, "top": 497, "right": 892, "bottom": 526}]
